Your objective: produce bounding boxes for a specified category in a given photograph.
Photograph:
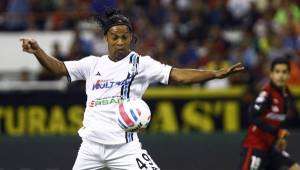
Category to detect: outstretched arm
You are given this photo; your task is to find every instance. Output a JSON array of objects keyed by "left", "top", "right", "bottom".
[
  {"left": 20, "top": 38, "right": 68, "bottom": 76},
  {"left": 169, "top": 63, "right": 244, "bottom": 84}
]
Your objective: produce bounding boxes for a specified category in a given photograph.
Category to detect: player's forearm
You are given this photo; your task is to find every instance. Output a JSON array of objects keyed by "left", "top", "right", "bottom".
[
  {"left": 170, "top": 68, "right": 217, "bottom": 84},
  {"left": 33, "top": 48, "right": 67, "bottom": 76}
]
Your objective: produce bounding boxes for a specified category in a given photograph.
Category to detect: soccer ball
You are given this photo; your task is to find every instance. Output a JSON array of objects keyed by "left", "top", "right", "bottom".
[{"left": 116, "top": 98, "right": 151, "bottom": 132}]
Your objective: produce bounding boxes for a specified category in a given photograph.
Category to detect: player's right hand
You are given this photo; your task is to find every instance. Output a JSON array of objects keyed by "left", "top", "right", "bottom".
[
  {"left": 20, "top": 38, "right": 40, "bottom": 54},
  {"left": 278, "top": 129, "right": 289, "bottom": 138}
]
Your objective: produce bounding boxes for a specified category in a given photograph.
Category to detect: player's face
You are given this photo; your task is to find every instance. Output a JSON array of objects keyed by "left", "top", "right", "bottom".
[
  {"left": 105, "top": 25, "right": 132, "bottom": 61},
  {"left": 270, "top": 64, "right": 290, "bottom": 88}
]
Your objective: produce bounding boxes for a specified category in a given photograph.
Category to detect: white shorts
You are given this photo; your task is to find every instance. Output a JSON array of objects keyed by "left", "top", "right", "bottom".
[{"left": 73, "top": 138, "right": 160, "bottom": 170}]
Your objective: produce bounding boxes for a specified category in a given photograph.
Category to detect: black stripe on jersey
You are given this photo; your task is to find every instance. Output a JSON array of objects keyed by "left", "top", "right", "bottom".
[
  {"left": 120, "top": 74, "right": 130, "bottom": 100},
  {"left": 126, "top": 55, "right": 139, "bottom": 99},
  {"left": 62, "top": 62, "right": 72, "bottom": 82},
  {"left": 130, "top": 132, "right": 133, "bottom": 141},
  {"left": 126, "top": 77, "right": 135, "bottom": 98},
  {"left": 121, "top": 54, "right": 139, "bottom": 143},
  {"left": 120, "top": 54, "right": 134, "bottom": 99},
  {"left": 130, "top": 54, "right": 134, "bottom": 63},
  {"left": 125, "top": 132, "right": 128, "bottom": 143}
]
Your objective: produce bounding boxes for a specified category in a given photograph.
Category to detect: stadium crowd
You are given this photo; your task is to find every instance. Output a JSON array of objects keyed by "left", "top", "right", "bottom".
[{"left": 1, "top": 0, "right": 300, "bottom": 89}]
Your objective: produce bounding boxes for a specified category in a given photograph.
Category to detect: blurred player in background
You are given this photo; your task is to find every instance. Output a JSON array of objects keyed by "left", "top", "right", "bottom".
[
  {"left": 239, "top": 57, "right": 300, "bottom": 170},
  {"left": 21, "top": 9, "right": 244, "bottom": 170}
]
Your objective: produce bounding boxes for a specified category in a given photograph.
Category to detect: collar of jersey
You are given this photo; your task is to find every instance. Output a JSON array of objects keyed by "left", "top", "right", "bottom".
[{"left": 106, "top": 51, "right": 135, "bottom": 64}]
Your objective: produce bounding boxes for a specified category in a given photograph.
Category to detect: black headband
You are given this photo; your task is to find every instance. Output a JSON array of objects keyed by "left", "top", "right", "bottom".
[{"left": 102, "top": 14, "right": 133, "bottom": 34}]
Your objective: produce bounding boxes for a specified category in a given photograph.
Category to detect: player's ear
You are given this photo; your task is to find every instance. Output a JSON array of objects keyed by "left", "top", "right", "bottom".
[
  {"left": 130, "top": 32, "right": 133, "bottom": 41},
  {"left": 270, "top": 71, "right": 274, "bottom": 79},
  {"left": 130, "top": 33, "right": 138, "bottom": 49}
]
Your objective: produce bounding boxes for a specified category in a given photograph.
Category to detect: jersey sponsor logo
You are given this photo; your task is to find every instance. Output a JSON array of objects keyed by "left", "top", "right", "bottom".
[
  {"left": 265, "top": 112, "right": 286, "bottom": 121},
  {"left": 92, "top": 78, "right": 133, "bottom": 90},
  {"left": 96, "top": 72, "right": 101, "bottom": 76},
  {"left": 89, "top": 96, "right": 122, "bottom": 107}
]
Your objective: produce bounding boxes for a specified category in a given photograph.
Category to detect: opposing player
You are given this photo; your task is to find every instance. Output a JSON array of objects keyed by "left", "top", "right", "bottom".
[
  {"left": 21, "top": 9, "right": 244, "bottom": 170},
  {"left": 239, "top": 57, "right": 300, "bottom": 170}
]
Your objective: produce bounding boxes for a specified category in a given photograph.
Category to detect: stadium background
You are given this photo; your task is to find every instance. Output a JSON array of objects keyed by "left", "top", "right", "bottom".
[{"left": 0, "top": 0, "right": 300, "bottom": 169}]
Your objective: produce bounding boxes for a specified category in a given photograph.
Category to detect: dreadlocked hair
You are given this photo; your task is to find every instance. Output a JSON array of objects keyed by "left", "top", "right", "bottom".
[{"left": 95, "top": 8, "right": 133, "bottom": 35}]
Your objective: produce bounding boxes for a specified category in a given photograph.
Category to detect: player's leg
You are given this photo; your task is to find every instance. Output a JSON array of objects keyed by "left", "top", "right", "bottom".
[
  {"left": 267, "top": 148, "right": 300, "bottom": 170},
  {"left": 105, "top": 140, "right": 160, "bottom": 170},
  {"left": 72, "top": 138, "right": 106, "bottom": 170},
  {"left": 237, "top": 147, "right": 267, "bottom": 170}
]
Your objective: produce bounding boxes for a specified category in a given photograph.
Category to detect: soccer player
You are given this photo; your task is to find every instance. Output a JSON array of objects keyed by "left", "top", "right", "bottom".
[
  {"left": 21, "top": 9, "right": 244, "bottom": 170},
  {"left": 239, "top": 57, "right": 300, "bottom": 170}
]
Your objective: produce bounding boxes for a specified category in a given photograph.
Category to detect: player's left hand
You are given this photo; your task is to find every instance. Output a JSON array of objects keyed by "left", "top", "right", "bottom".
[
  {"left": 275, "top": 138, "right": 287, "bottom": 151},
  {"left": 215, "top": 63, "right": 245, "bottom": 79}
]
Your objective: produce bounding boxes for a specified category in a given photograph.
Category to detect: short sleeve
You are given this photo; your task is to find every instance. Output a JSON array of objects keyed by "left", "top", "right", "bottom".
[
  {"left": 63, "top": 57, "right": 93, "bottom": 82},
  {"left": 141, "top": 56, "right": 172, "bottom": 84}
]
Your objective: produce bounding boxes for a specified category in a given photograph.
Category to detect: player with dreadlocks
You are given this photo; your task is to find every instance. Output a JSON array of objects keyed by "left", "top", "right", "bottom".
[{"left": 20, "top": 8, "right": 244, "bottom": 170}]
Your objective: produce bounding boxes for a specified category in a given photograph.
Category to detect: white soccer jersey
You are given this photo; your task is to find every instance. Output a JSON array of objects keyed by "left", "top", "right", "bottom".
[{"left": 64, "top": 51, "right": 172, "bottom": 144}]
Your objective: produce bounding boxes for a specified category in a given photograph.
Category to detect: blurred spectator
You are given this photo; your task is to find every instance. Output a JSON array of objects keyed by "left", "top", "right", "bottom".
[
  {"left": 19, "top": 70, "right": 30, "bottom": 81},
  {"left": 137, "top": 23, "right": 159, "bottom": 57},
  {"left": 288, "top": 54, "right": 300, "bottom": 86},
  {"left": 38, "top": 42, "right": 64, "bottom": 81},
  {"left": 207, "top": 0, "right": 234, "bottom": 28},
  {"left": 267, "top": 35, "right": 292, "bottom": 60},
  {"left": 151, "top": 38, "right": 169, "bottom": 63},
  {"left": 281, "top": 23, "right": 300, "bottom": 51},
  {"left": 52, "top": 41, "right": 65, "bottom": 61},
  {"left": 255, "top": 9, "right": 276, "bottom": 34},
  {"left": 186, "top": 12, "right": 208, "bottom": 44},
  {"left": 0, "top": 0, "right": 9, "bottom": 12},
  {"left": 208, "top": 26, "right": 230, "bottom": 54},
  {"left": 5, "top": 0, "right": 30, "bottom": 31},
  {"left": 243, "top": 1, "right": 261, "bottom": 29},
  {"left": 47, "top": 5, "right": 67, "bottom": 30},
  {"left": 203, "top": 50, "right": 230, "bottom": 88},
  {"left": 30, "top": 0, "right": 57, "bottom": 30},
  {"left": 196, "top": 38, "right": 212, "bottom": 67},
  {"left": 67, "top": 29, "right": 93, "bottom": 60},
  {"left": 254, "top": 0, "right": 270, "bottom": 12},
  {"left": 56, "top": 0, "right": 79, "bottom": 29},
  {"left": 90, "top": 0, "right": 117, "bottom": 13},
  {"left": 162, "top": 12, "right": 182, "bottom": 41},
  {"left": 174, "top": 40, "right": 198, "bottom": 68},
  {"left": 229, "top": 37, "right": 258, "bottom": 70},
  {"left": 0, "top": 0, "right": 9, "bottom": 29},
  {"left": 1, "top": 0, "right": 300, "bottom": 89},
  {"left": 145, "top": 0, "right": 167, "bottom": 27},
  {"left": 274, "top": 0, "right": 300, "bottom": 27},
  {"left": 176, "top": 0, "right": 192, "bottom": 11},
  {"left": 91, "top": 28, "right": 107, "bottom": 56},
  {"left": 227, "top": 0, "right": 252, "bottom": 21},
  {"left": 249, "top": 51, "right": 269, "bottom": 86}
]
